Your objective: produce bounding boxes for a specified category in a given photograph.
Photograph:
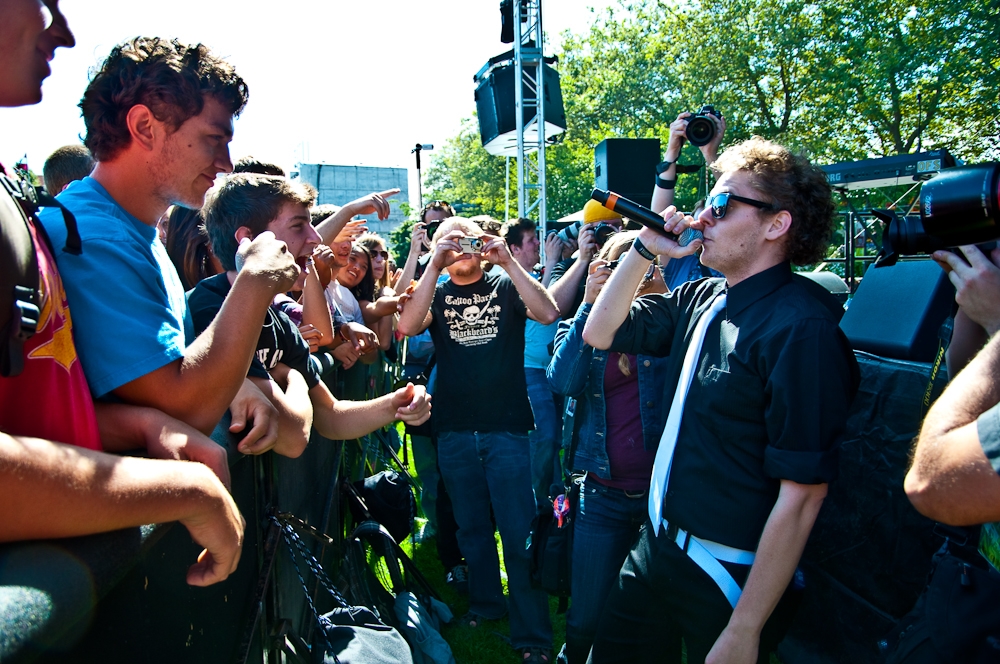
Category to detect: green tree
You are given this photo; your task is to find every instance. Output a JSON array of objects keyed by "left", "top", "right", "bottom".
[
  {"left": 427, "top": 0, "right": 999, "bottom": 238},
  {"left": 423, "top": 117, "right": 510, "bottom": 221},
  {"left": 809, "top": 0, "right": 999, "bottom": 161}
]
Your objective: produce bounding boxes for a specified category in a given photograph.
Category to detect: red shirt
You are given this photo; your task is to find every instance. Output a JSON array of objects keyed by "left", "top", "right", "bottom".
[
  {"left": 590, "top": 353, "right": 656, "bottom": 492},
  {"left": 0, "top": 219, "right": 102, "bottom": 450}
]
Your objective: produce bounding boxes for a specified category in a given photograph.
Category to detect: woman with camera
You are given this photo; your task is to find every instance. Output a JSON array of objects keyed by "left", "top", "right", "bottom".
[{"left": 547, "top": 231, "right": 678, "bottom": 664}]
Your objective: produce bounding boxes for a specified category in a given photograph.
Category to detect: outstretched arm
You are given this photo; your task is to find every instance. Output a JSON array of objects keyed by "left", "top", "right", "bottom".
[
  {"left": 310, "top": 382, "right": 430, "bottom": 440},
  {"left": 483, "top": 236, "right": 559, "bottom": 324},
  {"left": 113, "top": 233, "right": 299, "bottom": 438},
  {"left": 314, "top": 189, "right": 399, "bottom": 246},
  {"left": 548, "top": 225, "right": 598, "bottom": 317},
  {"left": 584, "top": 217, "right": 699, "bottom": 349},
  {"left": 905, "top": 331, "right": 1000, "bottom": 525},
  {"left": 396, "top": 222, "right": 429, "bottom": 293},
  {"left": 650, "top": 113, "right": 688, "bottom": 214},
  {"left": 397, "top": 230, "right": 469, "bottom": 337},
  {"left": 0, "top": 432, "right": 244, "bottom": 587}
]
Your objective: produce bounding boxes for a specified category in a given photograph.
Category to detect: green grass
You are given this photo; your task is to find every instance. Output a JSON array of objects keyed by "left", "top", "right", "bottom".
[
  {"left": 394, "top": 424, "right": 781, "bottom": 664},
  {"left": 404, "top": 529, "right": 567, "bottom": 663},
  {"left": 393, "top": 422, "right": 563, "bottom": 662}
]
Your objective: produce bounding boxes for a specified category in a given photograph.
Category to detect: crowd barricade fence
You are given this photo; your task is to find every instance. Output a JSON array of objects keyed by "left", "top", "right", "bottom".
[{"left": 0, "top": 349, "right": 406, "bottom": 663}]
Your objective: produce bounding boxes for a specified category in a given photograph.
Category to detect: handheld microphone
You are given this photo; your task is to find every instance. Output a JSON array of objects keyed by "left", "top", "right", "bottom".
[{"left": 591, "top": 189, "right": 703, "bottom": 247}]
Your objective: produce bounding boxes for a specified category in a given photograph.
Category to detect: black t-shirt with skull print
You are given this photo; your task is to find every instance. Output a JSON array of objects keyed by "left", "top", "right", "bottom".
[{"left": 428, "top": 270, "right": 535, "bottom": 433}]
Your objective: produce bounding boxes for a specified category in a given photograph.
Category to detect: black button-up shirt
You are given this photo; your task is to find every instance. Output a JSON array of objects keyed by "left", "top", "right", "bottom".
[{"left": 610, "top": 262, "right": 859, "bottom": 551}]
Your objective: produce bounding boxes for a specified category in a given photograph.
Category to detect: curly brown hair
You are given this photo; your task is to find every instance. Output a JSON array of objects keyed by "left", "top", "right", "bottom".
[
  {"left": 80, "top": 37, "right": 249, "bottom": 162},
  {"left": 712, "top": 137, "right": 835, "bottom": 266}
]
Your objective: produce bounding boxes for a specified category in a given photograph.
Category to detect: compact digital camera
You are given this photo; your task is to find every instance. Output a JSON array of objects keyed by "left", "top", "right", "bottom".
[{"left": 458, "top": 236, "right": 485, "bottom": 254}]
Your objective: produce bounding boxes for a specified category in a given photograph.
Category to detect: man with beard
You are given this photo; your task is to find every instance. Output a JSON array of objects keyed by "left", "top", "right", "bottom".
[{"left": 398, "top": 217, "right": 560, "bottom": 663}]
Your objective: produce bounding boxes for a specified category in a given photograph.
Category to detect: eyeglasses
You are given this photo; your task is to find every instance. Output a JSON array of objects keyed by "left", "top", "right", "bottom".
[
  {"left": 708, "top": 192, "right": 775, "bottom": 219},
  {"left": 374, "top": 250, "right": 389, "bottom": 260}
]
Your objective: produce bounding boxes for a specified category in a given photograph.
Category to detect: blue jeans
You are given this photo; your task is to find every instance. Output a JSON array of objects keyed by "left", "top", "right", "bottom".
[
  {"left": 526, "top": 367, "right": 563, "bottom": 510},
  {"left": 437, "top": 430, "right": 553, "bottom": 650},
  {"left": 564, "top": 476, "right": 648, "bottom": 664},
  {"left": 409, "top": 434, "right": 440, "bottom": 532}
]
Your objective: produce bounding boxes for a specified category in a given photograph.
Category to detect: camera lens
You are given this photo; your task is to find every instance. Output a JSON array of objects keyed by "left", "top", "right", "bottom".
[
  {"left": 880, "top": 163, "right": 1000, "bottom": 260},
  {"left": 686, "top": 115, "right": 716, "bottom": 147},
  {"left": 557, "top": 220, "right": 582, "bottom": 244},
  {"left": 920, "top": 163, "right": 1000, "bottom": 244},
  {"left": 593, "top": 223, "right": 619, "bottom": 248}
]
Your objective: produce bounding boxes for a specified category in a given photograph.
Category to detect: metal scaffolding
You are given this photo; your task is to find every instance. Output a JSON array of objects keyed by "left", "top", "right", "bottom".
[{"left": 513, "top": 0, "right": 547, "bottom": 233}]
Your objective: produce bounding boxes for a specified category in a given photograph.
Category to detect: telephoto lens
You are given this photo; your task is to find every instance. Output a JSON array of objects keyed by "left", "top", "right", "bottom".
[
  {"left": 557, "top": 220, "right": 583, "bottom": 245},
  {"left": 875, "top": 162, "right": 1000, "bottom": 266}
]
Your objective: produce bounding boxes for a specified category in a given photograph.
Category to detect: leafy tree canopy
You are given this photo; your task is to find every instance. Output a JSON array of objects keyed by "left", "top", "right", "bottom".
[{"left": 423, "top": 0, "right": 998, "bottom": 244}]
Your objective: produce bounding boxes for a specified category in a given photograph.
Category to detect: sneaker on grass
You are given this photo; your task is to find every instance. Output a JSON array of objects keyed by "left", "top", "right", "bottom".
[{"left": 446, "top": 564, "right": 468, "bottom": 595}]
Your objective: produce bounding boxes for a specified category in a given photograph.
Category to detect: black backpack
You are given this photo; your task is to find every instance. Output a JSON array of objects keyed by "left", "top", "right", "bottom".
[{"left": 0, "top": 171, "right": 81, "bottom": 377}]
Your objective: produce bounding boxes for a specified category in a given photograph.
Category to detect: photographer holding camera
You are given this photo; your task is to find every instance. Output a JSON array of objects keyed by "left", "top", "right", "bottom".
[
  {"left": 905, "top": 240, "right": 1000, "bottom": 523},
  {"left": 547, "top": 201, "right": 624, "bottom": 320},
  {"left": 651, "top": 109, "right": 726, "bottom": 290},
  {"left": 397, "top": 218, "right": 559, "bottom": 663},
  {"left": 892, "top": 242, "right": 1000, "bottom": 661}
]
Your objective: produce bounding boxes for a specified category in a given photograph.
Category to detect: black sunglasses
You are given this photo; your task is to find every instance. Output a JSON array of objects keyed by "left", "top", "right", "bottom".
[{"left": 708, "top": 192, "right": 775, "bottom": 219}]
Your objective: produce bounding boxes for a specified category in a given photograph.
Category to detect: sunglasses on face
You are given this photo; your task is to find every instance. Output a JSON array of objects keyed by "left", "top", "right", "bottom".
[
  {"left": 708, "top": 192, "right": 775, "bottom": 219},
  {"left": 373, "top": 250, "right": 389, "bottom": 260}
]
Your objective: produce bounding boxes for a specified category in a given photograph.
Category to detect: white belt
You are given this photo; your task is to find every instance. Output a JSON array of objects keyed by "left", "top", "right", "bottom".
[{"left": 660, "top": 519, "right": 755, "bottom": 609}]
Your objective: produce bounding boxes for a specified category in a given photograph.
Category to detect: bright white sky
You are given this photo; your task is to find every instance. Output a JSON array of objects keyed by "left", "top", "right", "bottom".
[{"left": 0, "top": 0, "right": 618, "bottom": 207}]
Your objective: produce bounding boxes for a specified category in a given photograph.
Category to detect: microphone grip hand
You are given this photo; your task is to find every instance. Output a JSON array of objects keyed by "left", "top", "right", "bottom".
[{"left": 591, "top": 189, "right": 703, "bottom": 247}]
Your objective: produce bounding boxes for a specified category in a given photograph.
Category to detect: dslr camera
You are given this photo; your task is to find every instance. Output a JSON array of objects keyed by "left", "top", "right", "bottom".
[
  {"left": 555, "top": 220, "right": 619, "bottom": 248},
  {"left": 686, "top": 105, "right": 722, "bottom": 147},
  {"left": 875, "top": 163, "right": 1000, "bottom": 267},
  {"left": 592, "top": 222, "right": 619, "bottom": 248}
]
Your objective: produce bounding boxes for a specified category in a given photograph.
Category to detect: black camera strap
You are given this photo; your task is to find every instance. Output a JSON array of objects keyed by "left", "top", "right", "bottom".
[{"left": 921, "top": 316, "right": 953, "bottom": 417}]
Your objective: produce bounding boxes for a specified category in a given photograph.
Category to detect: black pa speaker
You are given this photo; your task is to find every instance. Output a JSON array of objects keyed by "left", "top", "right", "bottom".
[
  {"left": 475, "top": 63, "right": 566, "bottom": 154},
  {"left": 595, "top": 138, "right": 661, "bottom": 209},
  {"left": 839, "top": 260, "right": 955, "bottom": 362}
]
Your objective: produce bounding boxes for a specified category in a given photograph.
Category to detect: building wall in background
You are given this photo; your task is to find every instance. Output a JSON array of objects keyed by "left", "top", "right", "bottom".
[{"left": 296, "top": 163, "right": 409, "bottom": 235}]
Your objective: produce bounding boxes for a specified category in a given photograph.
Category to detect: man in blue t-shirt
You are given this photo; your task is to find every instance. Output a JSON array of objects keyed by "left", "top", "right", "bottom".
[
  {"left": 40, "top": 38, "right": 303, "bottom": 454},
  {"left": 503, "top": 217, "right": 564, "bottom": 511},
  {"left": 398, "top": 217, "right": 560, "bottom": 662},
  {"left": 0, "top": 3, "right": 242, "bottom": 590}
]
